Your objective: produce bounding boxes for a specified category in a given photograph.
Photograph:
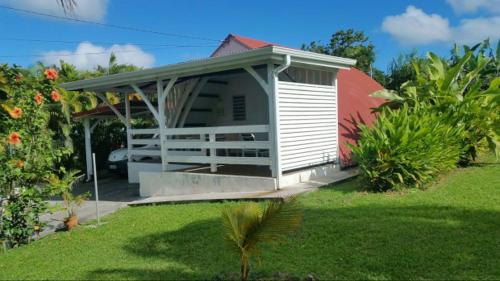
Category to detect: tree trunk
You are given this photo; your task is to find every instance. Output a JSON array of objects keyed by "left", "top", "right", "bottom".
[{"left": 240, "top": 255, "right": 249, "bottom": 281}]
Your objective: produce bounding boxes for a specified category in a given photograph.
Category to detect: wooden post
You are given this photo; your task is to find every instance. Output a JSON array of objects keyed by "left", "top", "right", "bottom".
[
  {"left": 157, "top": 79, "right": 168, "bottom": 172},
  {"left": 124, "top": 93, "right": 132, "bottom": 163},
  {"left": 266, "top": 63, "right": 279, "bottom": 179},
  {"left": 158, "top": 77, "right": 178, "bottom": 172},
  {"left": 333, "top": 70, "right": 340, "bottom": 166},
  {"left": 83, "top": 118, "right": 93, "bottom": 181},
  {"left": 209, "top": 133, "right": 217, "bottom": 172}
]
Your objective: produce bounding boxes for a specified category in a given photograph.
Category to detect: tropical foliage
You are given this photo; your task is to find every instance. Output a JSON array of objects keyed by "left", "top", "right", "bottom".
[
  {"left": 352, "top": 41, "right": 499, "bottom": 191},
  {"left": 351, "top": 105, "right": 462, "bottom": 191},
  {"left": 221, "top": 197, "right": 303, "bottom": 281},
  {"left": 0, "top": 65, "right": 75, "bottom": 246},
  {"left": 374, "top": 48, "right": 499, "bottom": 163}
]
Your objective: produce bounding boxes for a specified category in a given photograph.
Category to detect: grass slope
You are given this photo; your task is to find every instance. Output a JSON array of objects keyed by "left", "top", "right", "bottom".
[{"left": 0, "top": 158, "right": 499, "bottom": 280}]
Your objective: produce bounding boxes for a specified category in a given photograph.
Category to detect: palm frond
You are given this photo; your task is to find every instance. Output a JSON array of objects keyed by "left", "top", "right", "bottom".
[
  {"left": 221, "top": 197, "right": 303, "bottom": 280},
  {"left": 221, "top": 203, "right": 261, "bottom": 250},
  {"left": 250, "top": 197, "right": 303, "bottom": 246}
]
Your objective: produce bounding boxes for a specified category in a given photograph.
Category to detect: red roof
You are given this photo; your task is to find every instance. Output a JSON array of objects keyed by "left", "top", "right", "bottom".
[
  {"left": 230, "top": 34, "right": 276, "bottom": 49},
  {"left": 337, "top": 68, "right": 384, "bottom": 167},
  {"left": 211, "top": 34, "right": 281, "bottom": 57}
]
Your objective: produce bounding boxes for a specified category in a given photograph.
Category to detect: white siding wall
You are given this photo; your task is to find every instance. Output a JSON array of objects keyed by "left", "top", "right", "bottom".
[
  {"left": 278, "top": 81, "right": 337, "bottom": 171},
  {"left": 212, "top": 72, "right": 268, "bottom": 126}
]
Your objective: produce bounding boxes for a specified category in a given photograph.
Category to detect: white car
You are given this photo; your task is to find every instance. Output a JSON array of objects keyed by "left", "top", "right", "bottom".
[{"left": 107, "top": 134, "right": 160, "bottom": 174}]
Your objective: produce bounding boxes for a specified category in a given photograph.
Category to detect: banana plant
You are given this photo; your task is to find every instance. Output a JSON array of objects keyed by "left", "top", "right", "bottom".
[
  {"left": 221, "top": 197, "right": 303, "bottom": 281},
  {"left": 372, "top": 49, "right": 499, "bottom": 162}
]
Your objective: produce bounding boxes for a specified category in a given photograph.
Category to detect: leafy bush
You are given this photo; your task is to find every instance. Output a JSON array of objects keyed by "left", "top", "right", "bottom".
[
  {"left": 351, "top": 105, "right": 462, "bottom": 192},
  {"left": 374, "top": 48, "right": 499, "bottom": 165},
  {"left": 0, "top": 65, "right": 75, "bottom": 247}
]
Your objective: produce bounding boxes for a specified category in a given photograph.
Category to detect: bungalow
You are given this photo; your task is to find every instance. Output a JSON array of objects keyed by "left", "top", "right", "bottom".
[{"left": 62, "top": 34, "right": 383, "bottom": 197}]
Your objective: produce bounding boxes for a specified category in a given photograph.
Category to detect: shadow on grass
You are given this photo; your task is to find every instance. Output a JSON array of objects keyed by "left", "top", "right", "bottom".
[{"left": 87, "top": 204, "right": 500, "bottom": 280}]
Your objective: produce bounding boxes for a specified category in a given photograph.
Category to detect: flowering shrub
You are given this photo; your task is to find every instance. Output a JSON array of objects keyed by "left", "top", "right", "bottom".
[{"left": 0, "top": 65, "right": 74, "bottom": 247}]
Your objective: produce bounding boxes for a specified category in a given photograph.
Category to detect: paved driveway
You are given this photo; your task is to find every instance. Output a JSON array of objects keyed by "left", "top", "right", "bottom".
[{"left": 40, "top": 176, "right": 139, "bottom": 236}]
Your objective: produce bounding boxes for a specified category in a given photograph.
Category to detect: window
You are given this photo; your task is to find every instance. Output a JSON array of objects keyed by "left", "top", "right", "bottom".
[{"left": 232, "top": 95, "right": 246, "bottom": 121}]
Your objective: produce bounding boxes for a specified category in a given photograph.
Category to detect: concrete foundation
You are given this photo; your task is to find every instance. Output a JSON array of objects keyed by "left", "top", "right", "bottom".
[
  {"left": 139, "top": 171, "right": 277, "bottom": 197},
  {"left": 128, "top": 162, "right": 195, "bottom": 183},
  {"left": 137, "top": 162, "right": 346, "bottom": 198},
  {"left": 279, "top": 163, "right": 341, "bottom": 188}
]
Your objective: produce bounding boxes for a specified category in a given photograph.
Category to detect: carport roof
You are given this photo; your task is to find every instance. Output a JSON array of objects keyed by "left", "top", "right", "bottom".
[
  {"left": 61, "top": 45, "right": 356, "bottom": 92},
  {"left": 73, "top": 100, "right": 152, "bottom": 120}
]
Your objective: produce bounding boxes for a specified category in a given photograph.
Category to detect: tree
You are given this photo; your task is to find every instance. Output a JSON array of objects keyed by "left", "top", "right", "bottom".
[
  {"left": 96, "top": 53, "right": 140, "bottom": 76},
  {"left": 384, "top": 51, "right": 426, "bottom": 91},
  {"left": 302, "top": 29, "right": 377, "bottom": 75},
  {"left": 221, "top": 197, "right": 303, "bottom": 281}
]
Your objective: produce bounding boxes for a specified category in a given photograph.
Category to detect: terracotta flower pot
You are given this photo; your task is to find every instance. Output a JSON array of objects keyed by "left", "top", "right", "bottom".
[{"left": 64, "top": 215, "right": 78, "bottom": 230}]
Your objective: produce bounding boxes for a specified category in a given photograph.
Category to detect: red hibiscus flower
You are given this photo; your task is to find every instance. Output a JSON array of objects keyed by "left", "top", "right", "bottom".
[
  {"left": 44, "top": 68, "right": 58, "bottom": 80},
  {"left": 51, "top": 90, "right": 61, "bottom": 102},
  {"left": 35, "top": 93, "right": 44, "bottom": 105},
  {"left": 8, "top": 107, "right": 23, "bottom": 119},
  {"left": 8, "top": 132, "right": 21, "bottom": 145}
]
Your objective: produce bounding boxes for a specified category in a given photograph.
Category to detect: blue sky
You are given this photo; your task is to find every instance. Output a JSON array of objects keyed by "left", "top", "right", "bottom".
[{"left": 0, "top": 0, "right": 499, "bottom": 72}]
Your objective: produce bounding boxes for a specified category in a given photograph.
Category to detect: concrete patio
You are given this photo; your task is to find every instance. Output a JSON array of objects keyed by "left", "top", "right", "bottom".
[
  {"left": 39, "top": 168, "right": 357, "bottom": 237},
  {"left": 39, "top": 176, "right": 140, "bottom": 237}
]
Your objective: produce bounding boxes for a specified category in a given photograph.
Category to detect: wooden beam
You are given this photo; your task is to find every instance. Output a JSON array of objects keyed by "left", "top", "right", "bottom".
[
  {"left": 178, "top": 77, "right": 209, "bottom": 128},
  {"left": 244, "top": 66, "right": 270, "bottom": 96},
  {"left": 90, "top": 119, "right": 102, "bottom": 132},
  {"left": 172, "top": 78, "right": 200, "bottom": 128},
  {"left": 161, "top": 77, "right": 178, "bottom": 102},
  {"left": 95, "top": 92, "right": 126, "bottom": 124},
  {"left": 131, "top": 84, "right": 160, "bottom": 122}
]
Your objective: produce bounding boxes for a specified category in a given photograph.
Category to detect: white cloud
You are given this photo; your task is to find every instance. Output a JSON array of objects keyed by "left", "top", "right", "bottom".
[
  {"left": 452, "top": 17, "right": 500, "bottom": 44},
  {"left": 446, "top": 0, "right": 500, "bottom": 14},
  {"left": 0, "top": 0, "right": 109, "bottom": 21},
  {"left": 40, "top": 42, "right": 155, "bottom": 70},
  {"left": 382, "top": 6, "right": 500, "bottom": 45},
  {"left": 381, "top": 6, "right": 452, "bottom": 45}
]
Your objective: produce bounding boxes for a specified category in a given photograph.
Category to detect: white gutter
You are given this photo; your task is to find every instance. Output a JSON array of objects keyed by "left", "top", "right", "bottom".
[{"left": 271, "top": 54, "right": 291, "bottom": 187}]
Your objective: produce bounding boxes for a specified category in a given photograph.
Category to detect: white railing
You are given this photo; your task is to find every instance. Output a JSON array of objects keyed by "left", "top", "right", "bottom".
[
  {"left": 164, "top": 125, "right": 271, "bottom": 172},
  {"left": 130, "top": 128, "right": 161, "bottom": 157}
]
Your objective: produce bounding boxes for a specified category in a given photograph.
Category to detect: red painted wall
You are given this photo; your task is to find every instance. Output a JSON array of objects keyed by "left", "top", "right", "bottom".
[{"left": 337, "top": 68, "right": 384, "bottom": 167}]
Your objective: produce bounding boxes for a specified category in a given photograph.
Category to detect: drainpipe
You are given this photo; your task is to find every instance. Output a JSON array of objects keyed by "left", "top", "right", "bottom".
[{"left": 271, "top": 54, "right": 291, "bottom": 188}]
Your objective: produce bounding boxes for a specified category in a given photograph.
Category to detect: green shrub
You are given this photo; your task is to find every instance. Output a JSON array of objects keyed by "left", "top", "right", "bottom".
[
  {"left": 373, "top": 48, "right": 499, "bottom": 165},
  {"left": 351, "top": 105, "right": 462, "bottom": 192}
]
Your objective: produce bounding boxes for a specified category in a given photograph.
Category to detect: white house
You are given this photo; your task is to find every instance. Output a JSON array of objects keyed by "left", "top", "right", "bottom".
[{"left": 62, "top": 34, "right": 358, "bottom": 197}]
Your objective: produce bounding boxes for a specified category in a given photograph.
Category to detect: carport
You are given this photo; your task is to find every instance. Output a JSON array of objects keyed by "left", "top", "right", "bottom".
[{"left": 74, "top": 100, "right": 155, "bottom": 181}]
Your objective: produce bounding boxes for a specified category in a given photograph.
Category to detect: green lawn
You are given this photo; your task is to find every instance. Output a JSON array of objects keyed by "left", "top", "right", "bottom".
[{"left": 1, "top": 157, "right": 499, "bottom": 280}]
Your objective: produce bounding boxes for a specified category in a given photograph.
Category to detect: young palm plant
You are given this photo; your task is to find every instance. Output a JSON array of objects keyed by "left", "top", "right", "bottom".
[{"left": 221, "top": 197, "right": 303, "bottom": 281}]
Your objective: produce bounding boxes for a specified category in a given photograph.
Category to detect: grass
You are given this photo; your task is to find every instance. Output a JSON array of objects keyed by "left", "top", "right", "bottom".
[{"left": 0, "top": 156, "right": 499, "bottom": 280}]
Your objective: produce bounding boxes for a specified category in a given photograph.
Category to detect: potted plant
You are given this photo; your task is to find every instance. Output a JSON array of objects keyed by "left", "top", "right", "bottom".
[{"left": 62, "top": 190, "right": 89, "bottom": 230}]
